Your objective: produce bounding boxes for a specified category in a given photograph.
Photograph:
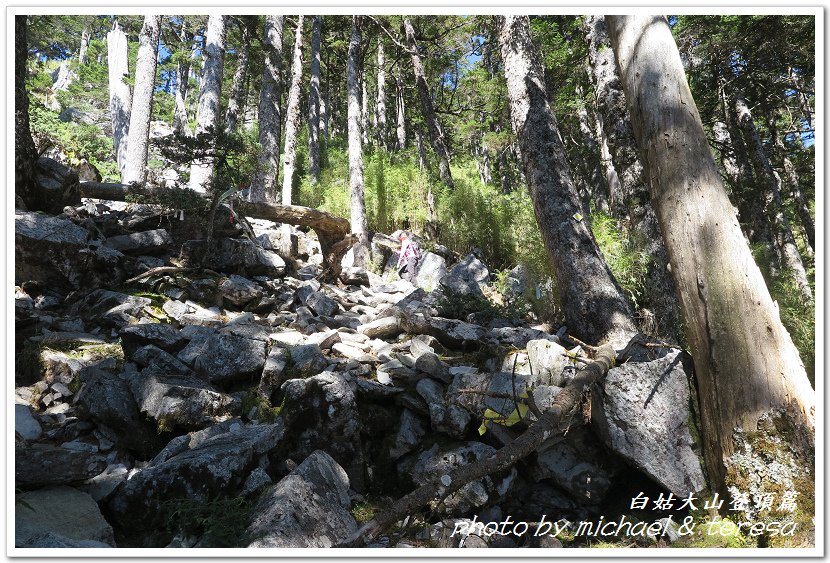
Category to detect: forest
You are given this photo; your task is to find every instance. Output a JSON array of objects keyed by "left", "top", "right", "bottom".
[{"left": 13, "top": 13, "right": 817, "bottom": 551}]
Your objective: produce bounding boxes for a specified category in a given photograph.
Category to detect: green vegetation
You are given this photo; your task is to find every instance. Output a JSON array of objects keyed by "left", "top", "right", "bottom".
[{"left": 161, "top": 495, "right": 253, "bottom": 547}]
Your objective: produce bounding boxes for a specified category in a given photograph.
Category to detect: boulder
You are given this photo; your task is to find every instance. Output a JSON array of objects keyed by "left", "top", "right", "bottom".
[
  {"left": 128, "top": 370, "right": 237, "bottom": 431},
  {"left": 298, "top": 287, "right": 339, "bottom": 317},
  {"left": 526, "top": 338, "right": 573, "bottom": 386},
  {"left": 178, "top": 330, "right": 267, "bottom": 383},
  {"left": 592, "top": 350, "right": 705, "bottom": 496},
  {"left": 414, "top": 351, "right": 452, "bottom": 384},
  {"left": 75, "top": 290, "right": 151, "bottom": 328},
  {"left": 15, "top": 210, "right": 87, "bottom": 288},
  {"left": 15, "top": 486, "right": 115, "bottom": 547},
  {"left": 218, "top": 274, "right": 263, "bottom": 307},
  {"left": 439, "top": 253, "right": 490, "bottom": 297},
  {"left": 15, "top": 404, "right": 43, "bottom": 441},
  {"left": 287, "top": 343, "right": 328, "bottom": 377},
  {"left": 120, "top": 323, "right": 185, "bottom": 357},
  {"left": 107, "top": 421, "right": 284, "bottom": 531},
  {"left": 76, "top": 159, "right": 102, "bottom": 182},
  {"left": 132, "top": 344, "right": 193, "bottom": 375},
  {"left": 246, "top": 450, "right": 357, "bottom": 548},
  {"left": 15, "top": 443, "right": 108, "bottom": 489},
  {"left": 403, "top": 313, "right": 488, "bottom": 350},
  {"left": 180, "top": 238, "right": 286, "bottom": 276},
  {"left": 414, "top": 252, "right": 447, "bottom": 291},
  {"left": 389, "top": 409, "right": 427, "bottom": 460},
  {"left": 104, "top": 229, "right": 173, "bottom": 255},
  {"left": 416, "top": 378, "right": 470, "bottom": 438},
  {"left": 34, "top": 157, "right": 81, "bottom": 214},
  {"left": 357, "top": 316, "right": 402, "bottom": 339}
]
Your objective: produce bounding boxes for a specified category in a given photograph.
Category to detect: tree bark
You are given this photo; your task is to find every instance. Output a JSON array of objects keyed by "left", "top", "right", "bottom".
[
  {"left": 78, "top": 28, "right": 90, "bottom": 65},
  {"left": 280, "top": 16, "right": 305, "bottom": 206},
  {"left": 376, "top": 40, "right": 388, "bottom": 149},
  {"left": 733, "top": 94, "right": 812, "bottom": 302},
  {"left": 575, "top": 89, "right": 608, "bottom": 213},
  {"left": 607, "top": 15, "right": 814, "bottom": 498},
  {"left": 250, "top": 16, "right": 284, "bottom": 203},
  {"left": 107, "top": 20, "right": 132, "bottom": 178},
  {"left": 769, "top": 116, "right": 814, "bottom": 253},
  {"left": 361, "top": 76, "right": 370, "bottom": 146},
  {"left": 347, "top": 16, "right": 370, "bottom": 267},
  {"left": 173, "top": 21, "right": 195, "bottom": 136},
  {"left": 189, "top": 15, "right": 226, "bottom": 194},
  {"left": 307, "top": 15, "right": 322, "bottom": 183},
  {"left": 122, "top": 15, "right": 161, "bottom": 185},
  {"left": 395, "top": 74, "right": 406, "bottom": 150},
  {"left": 224, "top": 16, "right": 252, "bottom": 134},
  {"left": 584, "top": 14, "right": 680, "bottom": 340},
  {"left": 403, "top": 18, "right": 454, "bottom": 189},
  {"left": 499, "top": 15, "right": 637, "bottom": 348},
  {"left": 15, "top": 15, "right": 40, "bottom": 209}
]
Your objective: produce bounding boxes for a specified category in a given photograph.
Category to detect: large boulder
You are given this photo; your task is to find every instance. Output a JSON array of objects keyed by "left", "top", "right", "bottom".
[
  {"left": 218, "top": 275, "right": 263, "bottom": 307},
  {"left": 34, "top": 156, "right": 81, "bottom": 214},
  {"left": 439, "top": 253, "right": 490, "bottom": 297},
  {"left": 180, "top": 238, "right": 286, "bottom": 276},
  {"left": 592, "top": 350, "right": 705, "bottom": 496},
  {"left": 402, "top": 313, "right": 488, "bottom": 351},
  {"left": 15, "top": 486, "right": 115, "bottom": 547},
  {"left": 177, "top": 329, "right": 267, "bottom": 384},
  {"left": 120, "top": 323, "right": 185, "bottom": 357},
  {"left": 526, "top": 338, "right": 574, "bottom": 386},
  {"left": 414, "top": 252, "right": 447, "bottom": 291},
  {"left": 104, "top": 229, "right": 173, "bottom": 255},
  {"left": 416, "top": 378, "right": 470, "bottom": 438},
  {"left": 74, "top": 290, "right": 151, "bottom": 328},
  {"left": 15, "top": 443, "right": 108, "bottom": 489},
  {"left": 107, "top": 421, "right": 284, "bottom": 531},
  {"left": 15, "top": 404, "right": 42, "bottom": 441},
  {"left": 246, "top": 450, "right": 357, "bottom": 548}
]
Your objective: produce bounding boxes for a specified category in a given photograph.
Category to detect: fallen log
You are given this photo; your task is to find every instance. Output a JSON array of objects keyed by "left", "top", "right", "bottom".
[
  {"left": 337, "top": 342, "right": 621, "bottom": 547},
  {"left": 78, "top": 182, "right": 352, "bottom": 280}
]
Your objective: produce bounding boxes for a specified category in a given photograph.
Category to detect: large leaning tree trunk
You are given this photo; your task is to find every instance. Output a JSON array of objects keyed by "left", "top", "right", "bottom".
[
  {"left": 395, "top": 73, "right": 406, "bottom": 150},
  {"left": 347, "top": 16, "right": 370, "bottom": 267},
  {"left": 733, "top": 94, "right": 812, "bottom": 302},
  {"left": 403, "top": 17, "right": 454, "bottom": 189},
  {"left": 499, "top": 15, "right": 637, "bottom": 348},
  {"left": 607, "top": 15, "right": 815, "bottom": 500},
  {"left": 281, "top": 16, "right": 305, "bottom": 206},
  {"left": 107, "top": 20, "right": 132, "bottom": 178},
  {"left": 307, "top": 15, "right": 322, "bottom": 183},
  {"left": 250, "top": 15, "right": 285, "bottom": 203},
  {"left": 224, "top": 16, "right": 253, "bottom": 134},
  {"left": 15, "top": 15, "right": 40, "bottom": 209},
  {"left": 122, "top": 15, "right": 161, "bottom": 185},
  {"left": 584, "top": 14, "right": 680, "bottom": 340},
  {"left": 189, "top": 15, "right": 226, "bottom": 194}
]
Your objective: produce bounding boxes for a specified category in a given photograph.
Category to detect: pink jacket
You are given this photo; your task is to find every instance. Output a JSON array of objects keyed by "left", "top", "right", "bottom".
[{"left": 397, "top": 238, "right": 420, "bottom": 268}]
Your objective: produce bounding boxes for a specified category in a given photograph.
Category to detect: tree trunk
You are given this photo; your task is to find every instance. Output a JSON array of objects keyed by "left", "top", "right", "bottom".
[
  {"left": 173, "top": 22, "right": 194, "bottom": 136},
  {"left": 122, "top": 15, "right": 161, "bottom": 185},
  {"left": 733, "top": 94, "right": 812, "bottom": 302},
  {"left": 280, "top": 16, "right": 305, "bottom": 207},
  {"left": 769, "top": 117, "right": 814, "bottom": 253},
  {"left": 321, "top": 91, "right": 329, "bottom": 139},
  {"left": 250, "top": 16, "right": 284, "bottom": 203},
  {"left": 107, "top": 20, "right": 132, "bottom": 179},
  {"left": 415, "top": 126, "right": 427, "bottom": 171},
  {"left": 189, "top": 15, "right": 226, "bottom": 194},
  {"left": 307, "top": 15, "right": 322, "bottom": 183},
  {"left": 403, "top": 18, "right": 454, "bottom": 189},
  {"left": 15, "top": 15, "right": 40, "bottom": 209},
  {"left": 575, "top": 90, "right": 608, "bottom": 213},
  {"left": 78, "top": 28, "right": 90, "bottom": 65},
  {"left": 376, "top": 40, "right": 388, "bottom": 149},
  {"left": 347, "top": 17, "right": 370, "bottom": 267},
  {"left": 498, "top": 15, "right": 637, "bottom": 347},
  {"left": 789, "top": 66, "right": 814, "bottom": 133},
  {"left": 361, "top": 76, "right": 370, "bottom": 146},
  {"left": 584, "top": 14, "right": 680, "bottom": 340},
  {"left": 594, "top": 108, "right": 622, "bottom": 212},
  {"left": 224, "top": 17, "right": 252, "bottom": 134},
  {"left": 607, "top": 15, "right": 815, "bottom": 499},
  {"left": 395, "top": 74, "right": 406, "bottom": 150}
]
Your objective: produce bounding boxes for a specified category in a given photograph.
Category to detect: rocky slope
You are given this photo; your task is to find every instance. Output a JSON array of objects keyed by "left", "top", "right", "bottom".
[{"left": 14, "top": 197, "right": 703, "bottom": 549}]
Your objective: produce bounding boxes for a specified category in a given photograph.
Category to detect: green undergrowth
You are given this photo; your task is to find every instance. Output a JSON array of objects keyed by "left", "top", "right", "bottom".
[{"left": 160, "top": 495, "right": 253, "bottom": 547}]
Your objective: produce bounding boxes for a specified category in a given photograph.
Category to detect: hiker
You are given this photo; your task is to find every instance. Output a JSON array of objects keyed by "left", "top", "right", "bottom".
[{"left": 397, "top": 232, "right": 421, "bottom": 282}]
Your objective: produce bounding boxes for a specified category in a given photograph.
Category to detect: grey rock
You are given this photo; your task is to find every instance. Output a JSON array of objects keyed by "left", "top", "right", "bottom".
[
  {"left": 299, "top": 288, "right": 339, "bottom": 317},
  {"left": 413, "top": 252, "right": 447, "bottom": 291},
  {"left": 180, "top": 238, "right": 285, "bottom": 276},
  {"left": 15, "top": 443, "right": 108, "bottom": 488},
  {"left": 22, "top": 532, "right": 113, "bottom": 548},
  {"left": 132, "top": 344, "right": 193, "bottom": 375},
  {"left": 526, "top": 339, "right": 573, "bottom": 386},
  {"left": 340, "top": 266, "right": 370, "bottom": 286},
  {"left": 592, "top": 350, "right": 705, "bottom": 496},
  {"left": 377, "top": 360, "right": 420, "bottom": 385},
  {"left": 269, "top": 330, "right": 306, "bottom": 346},
  {"left": 75, "top": 290, "right": 151, "bottom": 328},
  {"left": 403, "top": 313, "right": 487, "bottom": 350},
  {"left": 108, "top": 421, "right": 284, "bottom": 531},
  {"left": 416, "top": 378, "right": 471, "bottom": 438},
  {"left": 409, "top": 334, "right": 448, "bottom": 358},
  {"left": 439, "top": 253, "right": 490, "bottom": 297},
  {"left": 247, "top": 450, "right": 357, "bottom": 548},
  {"left": 120, "top": 323, "right": 184, "bottom": 356},
  {"left": 38, "top": 348, "right": 96, "bottom": 386},
  {"left": 305, "top": 329, "right": 340, "bottom": 350},
  {"left": 288, "top": 343, "right": 328, "bottom": 377},
  {"left": 15, "top": 486, "right": 114, "bottom": 547},
  {"left": 34, "top": 157, "right": 81, "bottom": 213},
  {"left": 332, "top": 342, "right": 377, "bottom": 363},
  {"left": 15, "top": 210, "right": 87, "bottom": 289},
  {"left": 219, "top": 274, "right": 263, "bottom": 307},
  {"left": 259, "top": 346, "right": 289, "bottom": 400},
  {"left": 241, "top": 467, "right": 272, "bottom": 497},
  {"left": 389, "top": 409, "right": 427, "bottom": 460},
  {"left": 82, "top": 463, "right": 129, "bottom": 502},
  {"left": 357, "top": 315, "right": 402, "bottom": 339},
  {"left": 104, "top": 229, "right": 173, "bottom": 255},
  {"left": 15, "top": 404, "right": 42, "bottom": 441},
  {"left": 415, "top": 351, "right": 452, "bottom": 384},
  {"left": 178, "top": 330, "right": 267, "bottom": 383},
  {"left": 129, "top": 370, "right": 236, "bottom": 431}
]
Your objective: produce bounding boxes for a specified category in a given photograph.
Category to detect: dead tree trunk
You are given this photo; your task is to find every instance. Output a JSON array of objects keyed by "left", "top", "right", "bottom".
[
  {"left": 250, "top": 16, "right": 285, "bottom": 203},
  {"left": 107, "top": 20, "right": 131, "bottom": 178},
  {"left": 733, "top": 94, "right": 812, "bottom": 302},
  {"left": 173, "top": 21, "right": 195, "bottom": 136},
  {"left": 499, "top": 15, "right": 637, "bottom": 347},
  {"left": 608, "top": 14, "right": 814, "bottom": 500},
  {"left": 376, "top": 40, "right": 388, "bottom": 149},
  {"left": 122, "top": 15, "right": 161, "bottom": 185},
  {"left": 347, "top": 16, "right": 370, "bottom": 267},
  {"left": 224, "top": 16, "right": 252, "bottom": 134},
  {"left": 281, "top": 16, "right": 305, "bottom": 206},
  {"left": 403, "top": 18, "right": 454, "bottom": 189},
  {"left": 307, "top": 15, "right": 322, "bottom": 183},
  {"left": 395, "top": 74, "right": 406, "bottom": 150},
  {"left": 769, "top": 115, "right": 814, "bottom": 254}
]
